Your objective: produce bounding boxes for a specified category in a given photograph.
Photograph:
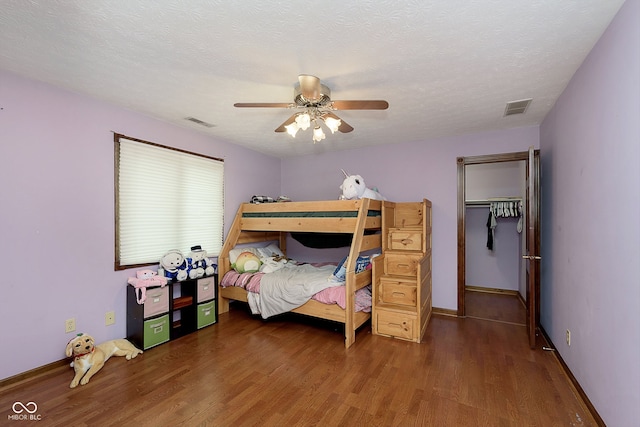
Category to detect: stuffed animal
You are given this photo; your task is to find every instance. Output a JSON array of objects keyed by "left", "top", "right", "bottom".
[
  {"left": 66, "top": 333, "right": 142, "bottom": 388},
  {"left": 339, "top": 169, "right": 385, "bottom": 200},
  {"left": 159, "top": 249, "right": 188, "bottom": 282},
  {"left": 232, "top": 251, "right": 262, "bottom": 273},
  {"left": 187, "top": 245, "right": 216, "bottom": 279},
  {"left": 127, "top": 269, "right": 168, "bottom": 304}
]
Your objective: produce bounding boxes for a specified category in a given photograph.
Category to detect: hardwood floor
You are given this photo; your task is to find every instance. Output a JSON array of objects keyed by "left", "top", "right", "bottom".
[
  {"left": 465, "top": 288, "right": 526, "bottom": 325},
  {"left": 1, "top": 304, "right": 597, "bottom": 426}
]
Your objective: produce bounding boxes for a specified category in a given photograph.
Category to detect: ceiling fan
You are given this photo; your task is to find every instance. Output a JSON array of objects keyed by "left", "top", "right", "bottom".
[{"left": 234, "top": 75, "right": 389, "bottom": 142}]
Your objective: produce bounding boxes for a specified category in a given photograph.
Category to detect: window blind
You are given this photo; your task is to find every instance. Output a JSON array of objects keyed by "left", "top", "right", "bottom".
[{"left": 115, "top": 135, "right": 224, "bottom": 269}]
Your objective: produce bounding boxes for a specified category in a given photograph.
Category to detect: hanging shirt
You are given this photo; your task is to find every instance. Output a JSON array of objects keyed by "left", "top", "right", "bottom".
[{"left": 486, "top": 210, "right": 497, "bottom": 250}]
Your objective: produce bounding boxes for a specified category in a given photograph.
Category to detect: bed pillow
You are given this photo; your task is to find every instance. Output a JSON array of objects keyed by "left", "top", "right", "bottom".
[
  {"left": 256, "top": 243, "right": 285, "bottom": 259},
  {"left": 229, "top": 243, "right": 284, "bottom": 265}
]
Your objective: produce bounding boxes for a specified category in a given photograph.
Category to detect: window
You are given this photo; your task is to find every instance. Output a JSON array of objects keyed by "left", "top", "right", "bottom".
[{"left": 115, "top": 134, "right": 224, "bottom": 270}]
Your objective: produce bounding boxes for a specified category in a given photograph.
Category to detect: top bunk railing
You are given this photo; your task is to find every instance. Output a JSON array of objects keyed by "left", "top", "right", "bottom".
[
  {"left": 238, "top": 199, "right": 383, "bottom": 233},
  {"left": 219, "top": 199, "right": 383, "bottom": 269},
  {"left": 240, "top": 198, "right": 382, "bottom": 213}
]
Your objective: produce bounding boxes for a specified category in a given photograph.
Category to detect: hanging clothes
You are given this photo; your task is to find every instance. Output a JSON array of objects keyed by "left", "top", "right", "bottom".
[
  {"left": 486, "top": 210, "right": 497, "bottom": 250},
  {"left": 486, "top": 199, "right": 522, "bottom": 250},
  {"left": 490, "top": 200, "right": 522, "bottom": 218}
]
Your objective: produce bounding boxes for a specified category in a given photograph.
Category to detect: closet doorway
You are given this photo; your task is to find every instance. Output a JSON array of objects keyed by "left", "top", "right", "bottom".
[{"left": 457, "top": 149, "right": 540, "bottom": 348}]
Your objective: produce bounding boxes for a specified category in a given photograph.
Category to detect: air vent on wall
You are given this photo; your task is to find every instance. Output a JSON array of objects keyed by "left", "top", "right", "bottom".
[
  {"left": 504, "top": 98, "right": 532, "bottom": 116},
  {"left": 185, "top": 117, "right": 215, "bottom": 127}
]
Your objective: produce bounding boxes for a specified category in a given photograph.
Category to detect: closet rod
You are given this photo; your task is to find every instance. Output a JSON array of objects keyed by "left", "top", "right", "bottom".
[{"left": 465, "top": 197, "right": 522, "bottom": 206}]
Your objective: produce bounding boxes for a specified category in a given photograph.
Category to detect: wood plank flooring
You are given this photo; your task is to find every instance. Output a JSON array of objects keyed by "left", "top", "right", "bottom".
[
  {"left": 1, "top": 303, "right": 597, "bottom": 426},
  {"left": 465, "top": 289, "right": 527, "bottom": 325}
]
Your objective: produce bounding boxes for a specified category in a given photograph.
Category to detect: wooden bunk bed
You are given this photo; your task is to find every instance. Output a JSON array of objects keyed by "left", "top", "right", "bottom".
[{"left": 218, "top": 198, "right": 383, "bottom": 348}]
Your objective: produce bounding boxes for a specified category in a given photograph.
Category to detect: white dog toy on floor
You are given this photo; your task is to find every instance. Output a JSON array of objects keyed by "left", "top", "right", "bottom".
[
  {"left": 66, "top": 333, "right": 143, "bottom": 388},
  {"left": 339, "top": 169, "right": 385, "bottom": 200}
]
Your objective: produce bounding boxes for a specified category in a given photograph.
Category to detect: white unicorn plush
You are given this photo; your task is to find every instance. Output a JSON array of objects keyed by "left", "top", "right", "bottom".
[{"left": 339, "top": 169, "right": 385, "bottom": 200}]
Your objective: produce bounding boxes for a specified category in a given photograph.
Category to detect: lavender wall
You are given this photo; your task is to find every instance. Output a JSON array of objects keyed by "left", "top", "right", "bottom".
[
  {"left": 465, "top": 208, "right": 521, "bottom": 292},
  {"left": 539, "top": 0, "right": 640, "bottom": 425},
  {"left": 281, "top": 126, "right": 540, "bottom": 310},
  {"left": 0, "top": 70, "right": 281, "bottom": 380}
]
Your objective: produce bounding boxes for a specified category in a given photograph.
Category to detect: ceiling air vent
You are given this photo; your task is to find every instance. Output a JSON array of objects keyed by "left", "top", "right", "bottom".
[
  {"left": 504, "top": 98, "right": 532, "bottom": 116},
  {"left": 185, "top": 117, "right": 215, "bottom": 128}
]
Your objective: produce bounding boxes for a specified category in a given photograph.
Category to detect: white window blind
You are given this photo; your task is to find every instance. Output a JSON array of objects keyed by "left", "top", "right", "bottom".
[{"left": 115, "top": 135, "right": 224, "bottom": 269}]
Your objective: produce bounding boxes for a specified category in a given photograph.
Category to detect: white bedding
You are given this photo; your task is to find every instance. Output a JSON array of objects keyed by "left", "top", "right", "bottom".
[{"left": 246, "top": 263, "right": 337, "bottom": 318}]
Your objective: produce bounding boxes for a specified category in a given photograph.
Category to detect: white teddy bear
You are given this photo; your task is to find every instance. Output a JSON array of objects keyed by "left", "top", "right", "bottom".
[
  {"left": 187, "top": 245, "right": 215, "bottom": 279},
  {"left": 159, "top": 249, "right": 189, "bottom": 282}
]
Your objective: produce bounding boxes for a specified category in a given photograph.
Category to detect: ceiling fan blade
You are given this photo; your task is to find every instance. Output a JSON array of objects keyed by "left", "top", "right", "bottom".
[
  {"left": 338, "top": 120, "right": 354, "bottom": 133},
  {"left": 324, "top": 112, "right": 354, "bottom": 133},
  {"left": 298, "top": 75, "right": 322, "bottom": 101},
  {"left": 331, "top": 100, "right": 389, "bottom": 110},
  {"left": 274, "top": 113, "right": 298, "bottom": 132},
  {"left": 234, "top": 102, "right": 292, "bottom": 108}
]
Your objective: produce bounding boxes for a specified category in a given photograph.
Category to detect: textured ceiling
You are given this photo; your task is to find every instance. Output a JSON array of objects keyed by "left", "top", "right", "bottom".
[{"left": 0, "top": 1, "right": 626, "bottom": 158}]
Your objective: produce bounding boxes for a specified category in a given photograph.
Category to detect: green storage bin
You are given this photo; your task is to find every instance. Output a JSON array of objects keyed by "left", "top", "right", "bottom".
[
  {"left": 197, "top": 300, "right": 217, "bottom": 329},
  {"left": 143, "top": 314, "right": 170, "bottom": 349}
]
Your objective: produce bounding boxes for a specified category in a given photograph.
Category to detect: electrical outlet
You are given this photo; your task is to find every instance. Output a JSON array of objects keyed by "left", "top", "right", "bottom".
[
  {"left": 65, "top": 318, "right": 76, "bottom": 333},
  {"left": 105, "top": 311, "right": 115, "bottom": 326},
  {"left": 566, "top": 329, "right": 571, "bottom": 346}
]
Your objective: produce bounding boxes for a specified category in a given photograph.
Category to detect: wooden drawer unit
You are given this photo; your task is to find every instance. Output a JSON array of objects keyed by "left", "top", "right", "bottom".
[
  {"left": 373, "top": 199, "right": 432, "bottom": 343},
  {"left": 379, "top": 276, "right": 417, "bottom": 307},
  {"left": 384, "top": 252, "right": 421, "bottom": 277},
  {"left": 388, "top": 228, "right": 423, "bottom": 251},
  {"left": 374, "top": 309, "right": 416, "bottom": 341}
]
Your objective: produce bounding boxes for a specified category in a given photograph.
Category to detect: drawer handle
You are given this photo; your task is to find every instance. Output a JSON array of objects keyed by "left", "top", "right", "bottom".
[
  {"left": 388, "top": 322, "right": 409, "bottom": 331},
  {"left": 392, "top": 292, "right": 406, "bottom": 297},
  {"left": 401, "top": 238, "right": 413, "bottom": 245},
  {"left": 398, "top": 264, "right": 410, "bottom": 268}
]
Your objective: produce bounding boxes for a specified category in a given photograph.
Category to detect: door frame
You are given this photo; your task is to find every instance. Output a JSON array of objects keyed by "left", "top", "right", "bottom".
[{"left": 456, "top": 151, "right": 533, "bottom": 317}]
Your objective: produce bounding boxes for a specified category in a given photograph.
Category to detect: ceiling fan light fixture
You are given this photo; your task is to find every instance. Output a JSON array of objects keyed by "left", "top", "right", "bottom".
[
  {"left": 312, "top": 125, "right": 326, "bottom": 143},
  {"left": 235, "top": 74, "right": 387, "bottom": 142},
  {"left": 323, "top": 116, "right": 341, "bottom": 133},
  {"left": 295, "top": 112, "right": 311, "bottom": 130},
  {"left": 285, "top": 122, "right": 299, "bottom": 137}
]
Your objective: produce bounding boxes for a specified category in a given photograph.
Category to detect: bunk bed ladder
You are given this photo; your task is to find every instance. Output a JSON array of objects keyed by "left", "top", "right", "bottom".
[{"left": 343, "top": 197, "right": 371, "bottom": 348}]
